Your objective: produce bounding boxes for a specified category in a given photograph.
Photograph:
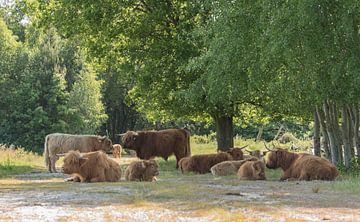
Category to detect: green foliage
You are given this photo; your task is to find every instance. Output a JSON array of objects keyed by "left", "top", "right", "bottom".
[
  {"left": 67, "top": 65, "right": 107, "bottom": 134},
  {"left": 337, "top": 157, "right": 360, "bottom": 177},
  {"left": 0, "top": 17, "right": 107, "bottom": 152}
]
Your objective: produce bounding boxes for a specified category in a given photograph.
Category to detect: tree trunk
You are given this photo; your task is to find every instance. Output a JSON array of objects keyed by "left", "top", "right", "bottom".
[
  {"left": 256, "top": 126, "right": 264, "bottom": 141},
  {"left": 349, "top": 104, "right": 360, "bottom": 158},
  {"left": 342, "top": 105, "right": 352, "bottom": 169},
  {"left": 313, "top": 109, "right": 321, "bottom": 156},
  {"left": 323, "top": 100, "right": 340, "bottom": 165},
  {"left": 347, "top": 104, "right": 355, "bottom": 157},
  {"left": 330, "top": 101, "right": 343, "bottom": 163},
  {"left": 214, "top": 115, "right": 234, "bottom": 151},
  {"left": 317, "top": 106, "right": 331, "bottom": 159}
]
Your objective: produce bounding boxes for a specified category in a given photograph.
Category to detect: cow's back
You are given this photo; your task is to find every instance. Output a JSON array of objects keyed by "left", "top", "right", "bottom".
[
  {"left": 140, "top": 129, "right": 188, "bottom": 158},
  {"left": 190, "top": 152, "right": 231, "bottom": 174},
  {"left": 47, "top": 133, "right": 101, "bottom": 154},
  {"left": 293, "top": 155, "right": 339, "bottom": 180}
]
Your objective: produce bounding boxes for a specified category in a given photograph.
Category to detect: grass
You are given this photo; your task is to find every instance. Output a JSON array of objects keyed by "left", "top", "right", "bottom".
[
  {"left": 0, "top": 145, "right": 43, "bottom": 177},
  {"left": 0, "top": 138, "right": 359, "bottom": 195}
]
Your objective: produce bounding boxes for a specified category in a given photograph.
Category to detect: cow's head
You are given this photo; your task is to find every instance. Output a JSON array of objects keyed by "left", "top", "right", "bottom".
[
  {"left": 142, "top": 159, "right": 159, "bottom": 180},
  {"left": 252, "top": 161, "right": 266, "bottom": 180},
  {"left": 227, "top": 147, "right": 244, "bottom": 160},
  {"left": 122, "top": 131, "right": 140, "bottom": 150},
  {"left": 98, "top": 136, "right": 112, "bottom": 152},
  {"left": 61, "top": 151, "right": 88, "bottom": 174},
  {"left": 265, "top": 148, "right": 293, "bottom": 170}
]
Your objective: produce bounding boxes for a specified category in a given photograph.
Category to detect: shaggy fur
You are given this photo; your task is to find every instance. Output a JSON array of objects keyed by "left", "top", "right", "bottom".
[
  {"left": 122, "top": 129, "right": 190, "bottom": 168},
  {"left": 237, "top": 160, "right": 266, "bottom": 180},
  {"left": 44, "top": 133, "right": 112, "bottom": 173},
  {"left": 61, "top": 150, "right": 121, "bottom": 182},
  {"left": 266, "top": 148, "right": 339, "bottom": 181},
  {"left": 124, "top": 160, "right": 159, "bottom": 182},
  {"left": 112, "top": 144, "right": 122, "bottom": 159},
  {"left": 210, "top": 157, "right": 259, "bottom": 176},
  {"left": 179, "top": 148, "right": 244, "bottom": 174}
]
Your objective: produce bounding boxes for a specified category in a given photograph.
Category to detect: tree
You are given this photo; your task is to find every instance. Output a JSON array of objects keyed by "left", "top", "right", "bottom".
[{"left": 67, "top": 65, "right": 107, "bottom": 134}]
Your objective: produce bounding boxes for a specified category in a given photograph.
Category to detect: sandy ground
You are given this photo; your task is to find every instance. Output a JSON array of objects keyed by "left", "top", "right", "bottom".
[{"left": 0, "top": 158, "right": 359, "bottom": 222}]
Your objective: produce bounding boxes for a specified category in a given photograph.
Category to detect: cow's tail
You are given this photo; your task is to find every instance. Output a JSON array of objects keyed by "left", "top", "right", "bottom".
[
  {"left": 183, "top": 128, "right": 191, "bottom": 157},
  {"left": 44, "top": 135, "right": 50, "bottom": 170}
]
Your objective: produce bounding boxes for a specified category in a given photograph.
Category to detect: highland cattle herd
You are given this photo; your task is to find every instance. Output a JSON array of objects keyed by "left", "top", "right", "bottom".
[{"left": 44, "top": 128, "right": 339, "bottom": 183}]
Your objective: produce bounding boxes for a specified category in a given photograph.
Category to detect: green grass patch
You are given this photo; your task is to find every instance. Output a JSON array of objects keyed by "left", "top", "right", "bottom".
[
  {"left": 0, "top": 145, "right": 43, "bottom": 177},
  {"left": 329, "top": 175, "right": 360, "bottom": 194}
]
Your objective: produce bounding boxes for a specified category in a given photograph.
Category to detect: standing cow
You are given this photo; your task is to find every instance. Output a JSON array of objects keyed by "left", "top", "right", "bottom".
[
  {"left": 121, "top": 128, "right": 191, "bottom": 168},
  {"left": 44, "top": 133, "right": 112, "bottom": 173}
]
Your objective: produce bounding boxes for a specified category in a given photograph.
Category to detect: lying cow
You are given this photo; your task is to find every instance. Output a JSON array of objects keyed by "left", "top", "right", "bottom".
[
  {"left": 245, "top": 149, "right": 267, "bottom": 159},
  {"left": 124, "top": 160, "right": 159, "bottom": 182},
  {"left": 121, "top": 128, "right": 190, "bottom": 168},
  {"left": 179, "top": 147, "right": 245, "bottom": 174},
  {"left": 44, "top": 133, "right": 112, "bottom": 173},
  {"left": 60, "top": 150, "right": 121, "bottom": 182},
  {"left": 265, "top": 148, "right": 339, "bottom": 181},
  {"left": 112, "top": 144, "right": 122, "bottom": 158},
  {"left": 210, "top": 157, "right": 258, "bottom": 176},
  {"left": 237, "top": 160, "right": 266, "bottom": 180}
]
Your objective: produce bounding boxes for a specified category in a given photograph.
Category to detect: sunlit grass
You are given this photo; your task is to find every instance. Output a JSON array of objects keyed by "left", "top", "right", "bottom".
[{"left": 0, "top": 145, "right": 43, "bottom": 177}]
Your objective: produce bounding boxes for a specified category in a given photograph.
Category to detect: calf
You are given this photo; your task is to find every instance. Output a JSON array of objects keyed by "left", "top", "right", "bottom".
[
  {"left": 179, "top": 147, "right": 245, "bottom": 174},
  {"left": 237, "top": 160, "right": 266, "bottom": 180},
  {"left": 60, "top": 150, "right": 121, "bottom": 182},
  {"left": 210, "top": 157, "right": 259, "bottom": 176},
  {"left": 266, "top": 148, "right": 339, "bottom": 181},
  {"left": 124, "top": 160, "right": 159, "bottom": 182},
  {"left": 112, "top": 144, "right": 122, "bottom": 158}
]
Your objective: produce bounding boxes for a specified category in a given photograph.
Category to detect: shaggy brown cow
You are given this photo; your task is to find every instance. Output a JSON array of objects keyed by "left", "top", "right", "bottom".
[
  {"left": 112, "top": 144, "right": 122, "bottom": 158},
  {"left": 44, "top": 133, "right": 112, "bottom": 173},
  {"left": 124, "top": 160, "right": 159, "bottom": 182},
  {"left": 60, "top": 150, "right": 121, "bottom": 182},
  {"left": 237, "top": 160, "right": 266, "bottom": 180},
  {"left": 210, "top": 157, "right": 259, "bottom": 176},
  {"left": 121, "top": 129, "right": 190, "bottom": 168},
  {"left": 179, "top": 147, "right": 245, "bottom": 174},
  {"left": 265, "top": 148, "right": 339, "bottom": 181}
]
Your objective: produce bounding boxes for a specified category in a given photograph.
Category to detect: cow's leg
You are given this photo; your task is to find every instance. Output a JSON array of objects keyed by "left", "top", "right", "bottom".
[
  {"left": 50, "top": 155, "right": 59, "bottom": 173},
  {"left": 174, "top": 153, "right": 181, "bottom": 169},
  {"left": 65, "top": 176, "right": 81, "bottom": 182},
  {"left": 48, "top": 158, "right": 52, "bottom": 173},
  {"left": 298, "top": 171, "right": 311, "bottom": 181},
  {"left": 280, "top": 170, "right": 292, "bottom": 181}
]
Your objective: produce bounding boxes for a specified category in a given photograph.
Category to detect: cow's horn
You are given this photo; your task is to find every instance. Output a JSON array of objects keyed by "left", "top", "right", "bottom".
[
  {"left": 116, "top": 133, "right": 126, "bottom": 137},
  {"left": 56, "top": 153, "right": 65, "bottom": 157},
  {"left": 245, "top": 149, "right": 251, "bottom": 153},
  {"left": 264, "top": 142, "right": 272, "bottom": 151},
  {"left": 238, "top": 145, "right": 249, "bottom": 150}
]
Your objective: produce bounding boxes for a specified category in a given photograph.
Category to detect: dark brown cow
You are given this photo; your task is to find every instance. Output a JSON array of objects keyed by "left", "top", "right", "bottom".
[
  {"left": 60, "top": 150, "right": 121, "bottom": 182},
  {"left": 265, "top": 148, "right": 339, "bottom": 181},
  {"left": 121, "top": 129, "right": 190, "bottom": 168},
  {"left": 179, "top": 147, "right": 245, "bottom": 174}
]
